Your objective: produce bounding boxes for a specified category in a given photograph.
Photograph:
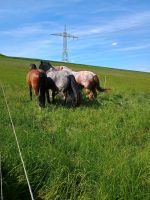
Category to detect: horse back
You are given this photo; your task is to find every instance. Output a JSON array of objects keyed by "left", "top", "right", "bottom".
[{"left": 74, "top": 71, "right": 94, "bottom": 87}]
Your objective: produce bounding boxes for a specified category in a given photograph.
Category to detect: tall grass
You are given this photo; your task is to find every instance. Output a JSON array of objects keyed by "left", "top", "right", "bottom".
[{"left": 0, "top": 56, "right": 150, "bottom": 199}]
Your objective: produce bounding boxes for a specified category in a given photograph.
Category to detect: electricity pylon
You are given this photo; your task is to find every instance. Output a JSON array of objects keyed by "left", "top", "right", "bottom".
[{"left": 51, "top": 25, "right": 78, "bottom": 62}]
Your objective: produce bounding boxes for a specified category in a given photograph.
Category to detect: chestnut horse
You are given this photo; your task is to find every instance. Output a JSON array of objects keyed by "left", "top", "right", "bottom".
[
  {"left": 58, "top": 66, "right": 110, "bottom": 100},
  {"left": 26, "top": 64, "right": 47, "bottom": 107}
]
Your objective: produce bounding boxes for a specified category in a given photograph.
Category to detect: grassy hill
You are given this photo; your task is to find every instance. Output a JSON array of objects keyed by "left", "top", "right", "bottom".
[{"left": 0, "top": 55, "right": 150, "bottom": 200}]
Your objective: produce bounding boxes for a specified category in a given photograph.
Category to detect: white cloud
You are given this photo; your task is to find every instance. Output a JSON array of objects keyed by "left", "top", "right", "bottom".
[
  {"left": 1, "top": 22, "right": 60, "bottom": 37},
  {"left": 115, "top": 44, "right": 150, "bottom": 52},
  {"left": 2, "top": 24, "right": 51, "bottom": 36},
  {"left": 1, "top": 38, "right": 59, "bottom": 59},
  {"left": 112, "top": 42, "right": 118, "bottom": 46},
  {"left": 74, "top": 11, "right": 150, "bottom": 37}
]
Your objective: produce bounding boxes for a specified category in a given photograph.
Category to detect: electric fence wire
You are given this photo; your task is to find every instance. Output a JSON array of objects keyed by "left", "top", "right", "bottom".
[{"left": 1, "top": 83, "right": 34, "bottom": 200}]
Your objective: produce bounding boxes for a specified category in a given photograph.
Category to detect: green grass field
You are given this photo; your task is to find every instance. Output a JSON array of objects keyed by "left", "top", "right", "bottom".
[{"left": 0, "top": 55, "right": 150, "bottom": 200}]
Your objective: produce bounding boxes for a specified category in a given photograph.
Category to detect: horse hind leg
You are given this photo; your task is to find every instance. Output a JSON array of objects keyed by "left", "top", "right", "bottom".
[
  {"left": 46, "top": 89, "right": 51, "bottom": 104},
  {"left": 32, "top": 85, "right": 40, "bottom": 105},
  {"left": 63, "top": 91, "right": 68, "bottom": 105},
  {"left": 29, "top": 86, "right": 32, "bottom": 100},
  {"left": 52, "top": 91, "right": 56, "bottom": 104}
]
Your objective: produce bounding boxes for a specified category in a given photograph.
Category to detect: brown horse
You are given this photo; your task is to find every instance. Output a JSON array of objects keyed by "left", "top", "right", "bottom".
[
  {"left": 58, "top": 66, "right": 110, "bottom": 100},
  {"left": 26, "top": 64, "right": 47, "bottom": 107}
]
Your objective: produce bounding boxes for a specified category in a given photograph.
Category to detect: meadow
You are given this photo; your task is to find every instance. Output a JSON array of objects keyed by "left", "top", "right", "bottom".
[{"left": 0, "top": 54, "right": 150, "bottom": 200}]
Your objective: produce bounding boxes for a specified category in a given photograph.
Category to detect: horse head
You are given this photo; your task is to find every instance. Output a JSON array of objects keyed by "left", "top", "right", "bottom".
[
  {"left": 29, "top": 63, "right": 37, "bottom": 70},
  {"left": 39, "top": 60, "right": 54, "bottom": 72}
]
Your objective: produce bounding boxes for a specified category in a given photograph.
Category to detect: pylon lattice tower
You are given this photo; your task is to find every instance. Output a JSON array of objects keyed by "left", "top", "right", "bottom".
[{"left": 51, "top": 25, "right": 78, "bottom": 62}]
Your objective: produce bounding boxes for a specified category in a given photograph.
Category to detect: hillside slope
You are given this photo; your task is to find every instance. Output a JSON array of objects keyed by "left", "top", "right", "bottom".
[{"left": 0, "top": 56, "right": 150, "bottom": 200}]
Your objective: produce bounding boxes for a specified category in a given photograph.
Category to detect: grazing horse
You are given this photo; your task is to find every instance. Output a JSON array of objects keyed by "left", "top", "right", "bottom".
[
  {"left": 26, "top": 63, "right": 47, "bottom": 107},
  {"left": 58, "top": 66, "right": 110, "bottom": 100},
  {"left": 39, "top": 61, "right": 80, "bottom": 106}
]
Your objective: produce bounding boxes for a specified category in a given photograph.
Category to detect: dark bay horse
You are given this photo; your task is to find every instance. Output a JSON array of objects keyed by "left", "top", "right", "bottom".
[
  {"left": 26, "top": 64, "right": 47, "bottom": 107},
  {"left": 58, "top": 66, "right": 110, "bottom": 100},
  {"left": 39, "top": 61, "right": 81, "bottom": 106}
]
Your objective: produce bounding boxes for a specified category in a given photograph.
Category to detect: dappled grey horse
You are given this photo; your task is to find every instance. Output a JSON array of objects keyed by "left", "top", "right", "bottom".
[{"left": 39, "top": 61, "right": 80, "bottom": 106}]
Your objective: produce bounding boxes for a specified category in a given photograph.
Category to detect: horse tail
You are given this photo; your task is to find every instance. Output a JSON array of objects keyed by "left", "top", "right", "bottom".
[
  {"left": 93, "top": 75, "right": 111, "bottom": 92},
  {"left": 69, "top": 75, "right": 81, "bottom": 106},
  {"left": 38, "top": 72, "right": 46, "bottom": 107}
]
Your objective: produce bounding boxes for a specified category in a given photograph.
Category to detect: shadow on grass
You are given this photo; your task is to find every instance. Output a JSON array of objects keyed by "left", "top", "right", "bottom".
[
  {"left": 2, "top": 163, "right": 43, "bottom": 200},
  {"left": 21, "top": 92, "right": 130, "bottom": 111},
  {"left": 44, "top": 96, "right": 103, "bottom": 110}
]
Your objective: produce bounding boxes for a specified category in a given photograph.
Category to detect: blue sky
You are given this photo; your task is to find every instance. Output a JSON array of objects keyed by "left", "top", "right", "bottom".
[{"left": 0, "top": 0, "right": 150, "bottom": 72}]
